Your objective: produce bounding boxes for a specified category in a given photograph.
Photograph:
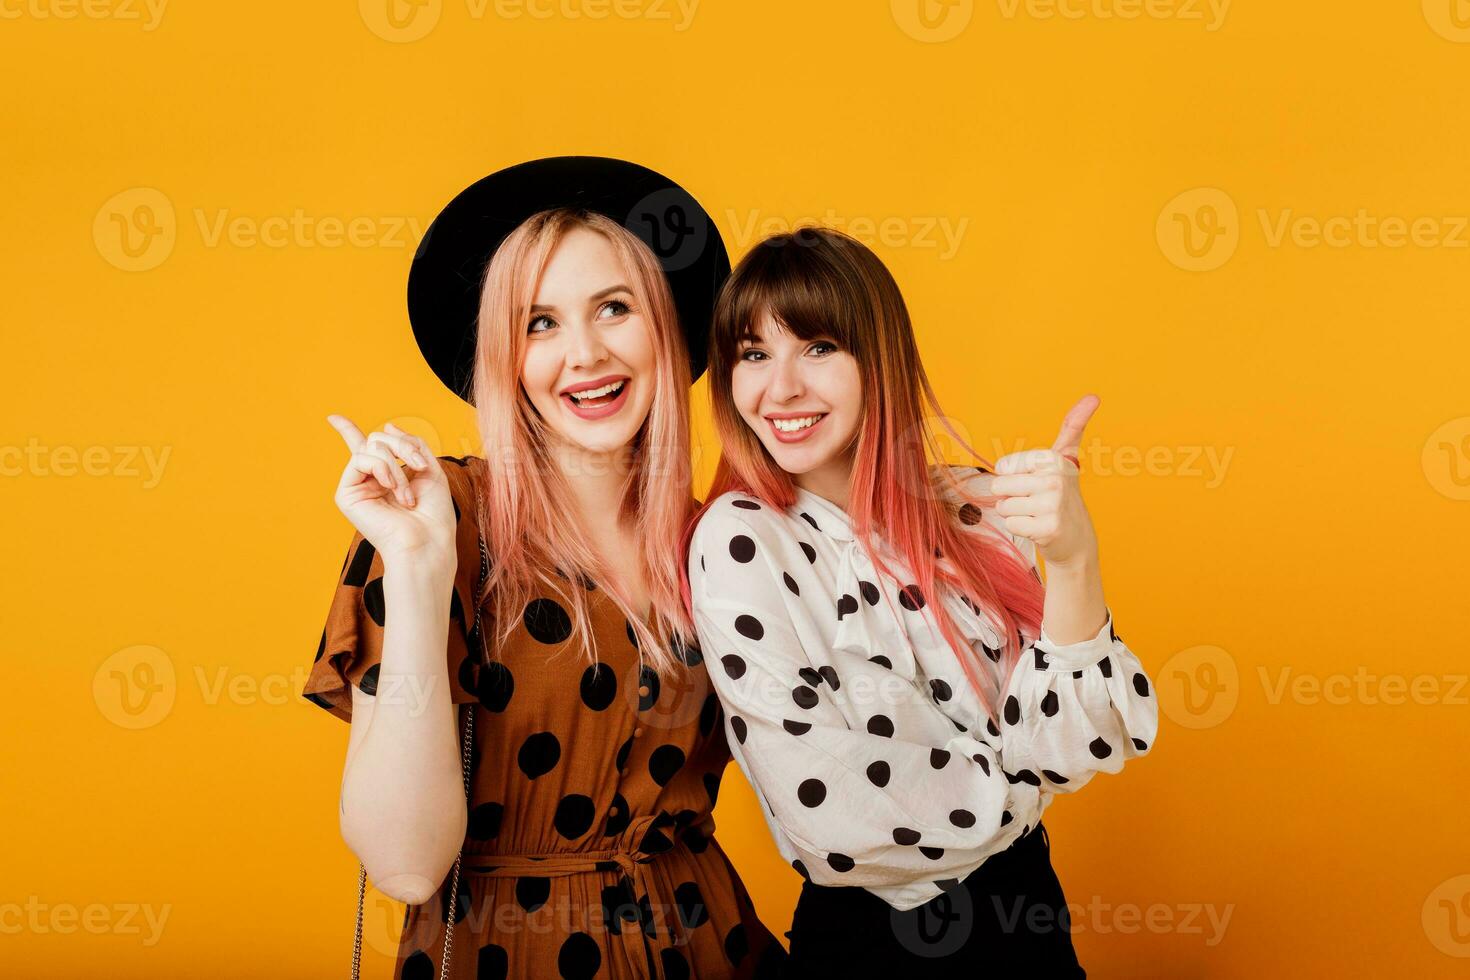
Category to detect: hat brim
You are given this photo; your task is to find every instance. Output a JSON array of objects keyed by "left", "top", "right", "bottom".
[{"left": 407, "top": 155, "right": 729, "bottom": 404}]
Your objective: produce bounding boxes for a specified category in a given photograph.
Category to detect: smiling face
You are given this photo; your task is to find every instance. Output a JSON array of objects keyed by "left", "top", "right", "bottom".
[
  {"left": 731, "top": 311, "right": 863, "bottom": 485},
  {"left": 518, "top": 225, "right": 658, "bottom": 455}
]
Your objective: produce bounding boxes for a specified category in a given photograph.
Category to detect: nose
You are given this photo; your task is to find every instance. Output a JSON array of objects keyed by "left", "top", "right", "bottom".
[
  {"left": 767, "top": 353, "right": 804, "bottom": 403},
  {"left": 564, "top": 318, "right": 609, "bottom": 372}
]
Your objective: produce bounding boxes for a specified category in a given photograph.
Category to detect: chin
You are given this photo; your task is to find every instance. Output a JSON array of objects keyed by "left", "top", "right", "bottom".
[
  {"left": 764, "top": 444, "right": 828, "bottom": 476},
  {"left": 569, "top": 428, "right": 637, "bottom": 454}
]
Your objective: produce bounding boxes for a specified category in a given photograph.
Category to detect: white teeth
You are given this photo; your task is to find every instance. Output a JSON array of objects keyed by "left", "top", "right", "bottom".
[
  {"left": 772, "top": 415, "right": 823, "bottom": 432},
  {"left": 568, "top": 379, "right": 626, "bottom": 402}
]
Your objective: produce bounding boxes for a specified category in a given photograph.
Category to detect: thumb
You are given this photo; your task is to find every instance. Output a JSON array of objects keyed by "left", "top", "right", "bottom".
[{"left": 1051, "top": 394, "right": 1100, "bottom": 461}]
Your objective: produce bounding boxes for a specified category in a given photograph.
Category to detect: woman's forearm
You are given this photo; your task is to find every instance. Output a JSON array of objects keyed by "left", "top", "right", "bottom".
[
  {"left": 1038, "top": 551, "right": 1108, "bottom": 646},
  {"left": 338, "top": 557, "right": 468, "bottom": 904}
]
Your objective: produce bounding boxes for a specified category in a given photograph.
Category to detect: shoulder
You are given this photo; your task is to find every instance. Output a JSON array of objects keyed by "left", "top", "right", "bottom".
[
  {"left": 689, "top": 491, "right": 805, "bottom": 589},
  {"left": 692, "top": 490, "right": 790, "bottom": 549},
  {"left": 436, "top": 454, "right": 482, "bottom": 512}
]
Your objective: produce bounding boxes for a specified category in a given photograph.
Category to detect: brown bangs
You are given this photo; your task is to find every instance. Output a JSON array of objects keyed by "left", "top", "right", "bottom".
[{"left": 710, "top": 229, "right": 869, "bottom": 369}]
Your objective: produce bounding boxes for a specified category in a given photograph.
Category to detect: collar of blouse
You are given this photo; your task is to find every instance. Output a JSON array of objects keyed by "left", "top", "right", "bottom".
[
  {"left": 776, "top": 484, "right": 1010, "bottom": 722},
  {"left": 790, "top": 485, "right": 856, "bottom": 542}
]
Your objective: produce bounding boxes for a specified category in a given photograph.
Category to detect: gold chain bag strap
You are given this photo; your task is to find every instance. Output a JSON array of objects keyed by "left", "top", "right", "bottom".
[{"left": 350, "top": 534, "right": 489, "bottom": 980}]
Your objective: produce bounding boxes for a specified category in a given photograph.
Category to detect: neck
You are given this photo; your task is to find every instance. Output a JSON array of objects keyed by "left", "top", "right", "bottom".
[
  {"left": 793, "top": 451, "right": 856, "bottom": 513},
  {"left": 552, "top": 440, "right": 635, "bottom": 530}
]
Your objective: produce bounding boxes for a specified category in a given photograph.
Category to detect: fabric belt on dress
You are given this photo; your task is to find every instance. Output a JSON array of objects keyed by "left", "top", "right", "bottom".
[{"left": 459, "top": 836, "right": 693, "bottom": 971}]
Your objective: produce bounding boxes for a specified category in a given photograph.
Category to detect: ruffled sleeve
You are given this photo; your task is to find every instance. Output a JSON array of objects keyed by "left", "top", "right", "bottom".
[
  {"left": 997, "top": 607, "right": 1159, "bottom": 792},
  {"left": 300, "top": 456, "right": 484, "bottom": 723},
  {"left": 688, "top": 498, "right": 1041, "bottom": 903},
  {"left": 945, "top": 465, "right": 1160, "bottom": 791}
]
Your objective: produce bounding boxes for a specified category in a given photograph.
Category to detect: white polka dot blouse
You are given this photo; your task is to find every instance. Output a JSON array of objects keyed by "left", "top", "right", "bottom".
[{"left": 687, "top": 465, "right": 1160, "bottom": 911}]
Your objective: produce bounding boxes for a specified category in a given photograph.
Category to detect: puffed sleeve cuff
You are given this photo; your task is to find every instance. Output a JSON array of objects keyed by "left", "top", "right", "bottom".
[
  {"left": 1033, "top": 605, "right": 1116, "bottom": 672},
  {"left": 300, "top": 457, "right": 484, "bottom": 722}
]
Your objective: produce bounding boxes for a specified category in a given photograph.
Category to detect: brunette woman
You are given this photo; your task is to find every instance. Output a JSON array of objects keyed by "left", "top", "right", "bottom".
[{"left": 682, "top": 227, "right": 1159, "bottom": 977}]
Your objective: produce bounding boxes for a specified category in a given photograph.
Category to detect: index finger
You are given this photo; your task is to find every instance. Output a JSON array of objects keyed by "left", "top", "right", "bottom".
[{"left": 326, "top": 414, "right": 367, "bottom": 453}]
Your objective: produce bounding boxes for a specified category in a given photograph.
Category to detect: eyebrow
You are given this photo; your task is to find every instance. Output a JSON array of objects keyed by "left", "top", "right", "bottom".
[
  {"left": 530, "top": 284, "right": 633, "bottom": 315},
  {"left": 737, "top": 329, "right": 763, "bottom": 344}
]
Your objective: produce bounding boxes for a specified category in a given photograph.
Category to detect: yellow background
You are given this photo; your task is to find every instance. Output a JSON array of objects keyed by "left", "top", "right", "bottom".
[{"left": 5, "top": 0, "right": 1470, "bottom": 976}]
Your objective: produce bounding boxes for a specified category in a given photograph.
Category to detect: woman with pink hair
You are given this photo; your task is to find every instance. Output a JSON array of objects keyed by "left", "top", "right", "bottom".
[
  {"left": 304, "top": 158, "right": 785, "bottom": 979},
  {"left": 683, "top": 226, "right": 1159, "bottom": 976}
]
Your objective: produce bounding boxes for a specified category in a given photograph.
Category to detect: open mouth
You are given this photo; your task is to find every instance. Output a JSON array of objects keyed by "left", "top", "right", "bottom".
[
  {"left": 561, "top": 377, "right": 631, "bottom": 420},
  {"left": 766, "top": 413, "right": 828, "bottom": 444}
]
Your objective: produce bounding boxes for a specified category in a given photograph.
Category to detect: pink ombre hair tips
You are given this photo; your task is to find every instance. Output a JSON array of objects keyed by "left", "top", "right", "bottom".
[{"left": 682, "top": 226, "right": 1046, "bottom": 725}]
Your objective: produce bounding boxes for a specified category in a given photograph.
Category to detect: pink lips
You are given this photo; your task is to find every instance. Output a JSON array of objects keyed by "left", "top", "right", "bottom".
[
  {"left": 561, "top": 379, "right": 631, "bottom": 420},
  {"left": 766, "top": 413, "right": 827, "bottom": 444}
]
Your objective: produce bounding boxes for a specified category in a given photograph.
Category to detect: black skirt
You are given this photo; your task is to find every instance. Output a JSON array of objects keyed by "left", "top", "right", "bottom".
[{"left": 781, "top": 822, "right": 1086, "bottom": 978}]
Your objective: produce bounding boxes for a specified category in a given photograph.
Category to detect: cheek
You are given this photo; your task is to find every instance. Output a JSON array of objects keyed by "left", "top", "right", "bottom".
[
  {"left": 519, "top": 346, "right": 555, "bottom": 401},
  {"left": 618, "top": 318, "right": 657, "bottom": 371},
  {"left": 828, "top": 365, "right": 863, "bottom": 417},
  {"left": 729, "top": 370, "right": 762, "bottom": 416}
]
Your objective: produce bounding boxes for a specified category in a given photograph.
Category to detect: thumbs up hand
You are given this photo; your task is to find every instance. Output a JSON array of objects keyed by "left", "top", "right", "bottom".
[{"left": 989, "top": 394, "right": 1101, "bottom": 569}]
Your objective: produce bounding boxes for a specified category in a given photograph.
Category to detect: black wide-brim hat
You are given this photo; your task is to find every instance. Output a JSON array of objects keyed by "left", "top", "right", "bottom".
[{"left": 408, "top": 156, "right": 729, "bottom": 404}]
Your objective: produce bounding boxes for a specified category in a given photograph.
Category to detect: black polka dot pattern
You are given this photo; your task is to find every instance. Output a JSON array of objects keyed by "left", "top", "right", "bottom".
[
  {"left": 302, "top": 470, "right": 800, "bottom": 977},
  {"left": 797, "top": 778, "right": 826, "bottom": 807},
  {"left": 468, "top": 802, "right": 503, "bottom": 840},
  {"left": 578, "top": 663, "right": 617, "bottom": 711},
  {"left": 477, "top": 660, "right": 515, "bottom": 713},
  {"left": 648, "top": 745, "right": 686, "bottom": 786},
  {"left": 552, "top": 794, "right": 595, "bottom": 839},
  {"left": 517, "top": 732, "right": 561, "bottom": 779},
  {"left": 523, "top": 598, "right": 572, "bottom": 645},
  {"left": 557, "top": 932, "right": 600, "bottom": 979},
  {"left": 678, "top": 494, "right": 1159, "bottom": 911}
]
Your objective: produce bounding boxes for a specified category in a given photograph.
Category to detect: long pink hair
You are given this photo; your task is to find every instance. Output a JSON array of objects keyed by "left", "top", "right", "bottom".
[
  {"left": 471, "top": 208, "right": 697, "bottom": 677},
  {"left": 681, "top": 227, "right": 1046, "bottom": 724}
]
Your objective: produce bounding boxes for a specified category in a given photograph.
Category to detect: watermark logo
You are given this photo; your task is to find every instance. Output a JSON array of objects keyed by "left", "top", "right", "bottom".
[
  {"left": 0, "top": 897, "right": 171, "bottom": 946},
  {"left": 1423, "top": 874, "right": 1470, "bottom": 957},
  {"left": 0, "top": 0, "right": 168, "bottom": 30},
  {"left": 93, "top": 188, "right": 426, "bottom": 270},
  {"left": 360, "top": 0, "right": 698, "bottom": 40},
  {"left": 93, "top": 645, "right": 176, "bottom": 730},
  {"left": 1258, "top": 666, "right": 1469, "bottom": 707},
  {"left": 1157, "top": 187, "right": 1239, "bottom": 272},
  {"left": 1423, "top": 0, "right": 1470, "bottom": 42},
  {"left": 726, "top": 210, "right": 970, "bottom": 260},
  {"left": 1157, "top": 644, "right": 1237, "bottom": 729},
  {"left": 891, "top": 884, "right": 975, "bottom": 957},
  {"left": 1422, "top": 416, "right": 1470, "bottom": 501},
  {"left": 94, "top": 188, "right": 176, "bottom": 272},
  {"left": 630, "top": 188, "right": 710, "bottom": 273},
  {"left": 994, "top": 0, "right": 1229, "bottom": 31},
  {"left": 0, "top": 439, "right": 172, "bottom": 486},
  {"left": 359, "top": 0, "right": 442, "bottom": 41},
  {"left": 1160, "top": 187, "right": 1470, "bottom": 270},
  {"left": 892, "top": 0, "right": 974, "bottom": 42}
]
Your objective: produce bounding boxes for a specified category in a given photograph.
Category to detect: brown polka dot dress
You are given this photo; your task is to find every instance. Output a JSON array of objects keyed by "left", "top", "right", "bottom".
[{"left": 302, "top": 455, "right": 787, "bottom": 980}]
